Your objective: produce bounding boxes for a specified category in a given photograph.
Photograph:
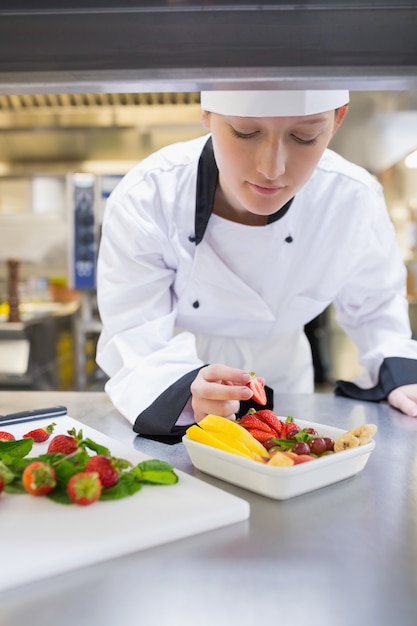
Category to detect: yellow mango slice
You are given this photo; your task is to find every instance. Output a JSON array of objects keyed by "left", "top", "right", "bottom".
[
  {"left": 198, "top": 414, "right": 269, "bottom": 458},
  {"left": 186, "top": 425, "right": 254, "bottom": 459}
]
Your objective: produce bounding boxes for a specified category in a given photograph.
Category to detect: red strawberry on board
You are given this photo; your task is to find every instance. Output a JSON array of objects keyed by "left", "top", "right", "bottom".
[
  {"left": 246, "top": 372, "right": 267, "bottom": 406},
  {"left": 67, "top": 471, "right": 102, "bottom": 506},
  {"left": 85, "top": 455, "right": 119, "bottom": 489},
  {"left": 0, "top": 431, "right": 15, "bottom": 441},
  {"left": 23, "top": 422, "right": 56, "bottom": 443},
  {"left": 22, "top": 461, "right": 57, "bottom": 496},
  {"left": 47, "top": 433, "right": 78, "bottom": 455}
]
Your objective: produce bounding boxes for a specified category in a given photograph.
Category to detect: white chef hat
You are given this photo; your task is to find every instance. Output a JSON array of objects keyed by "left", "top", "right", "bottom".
[{"left": 200, "top": 90, "right": 349, "bottom": 117}]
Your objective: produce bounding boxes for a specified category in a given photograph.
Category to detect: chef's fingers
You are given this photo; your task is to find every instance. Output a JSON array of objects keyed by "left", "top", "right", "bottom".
[
  {"left": 197, "top": 363, "right": 252, "bottom": 386},
  {"left": 190, "top": 370, "right": 252, "bottom": 403},
  {"left": 388, "top": 386, "right": 417, "bottom": 418},
  {"left": 190, "top": 365, "right": 252, "bottom": 422},
  {"left": 191, "top": 385, "right": 244, "bottom": 420},
  {"left": 193, "top": 401, "right": 239, "bottom": 424}
]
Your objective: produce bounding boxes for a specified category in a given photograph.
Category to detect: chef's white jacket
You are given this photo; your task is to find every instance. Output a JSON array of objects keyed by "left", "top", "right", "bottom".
[{"left": 96, "top": 134, "right": 417, "bottom": 440}]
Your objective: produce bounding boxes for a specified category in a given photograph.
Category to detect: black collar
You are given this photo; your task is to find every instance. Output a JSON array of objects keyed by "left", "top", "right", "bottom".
[{"left": 194, "top": 136, "right": 294, "bottom": 245}]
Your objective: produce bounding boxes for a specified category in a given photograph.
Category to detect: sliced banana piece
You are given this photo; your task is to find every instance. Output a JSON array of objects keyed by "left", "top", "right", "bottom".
[
  {"left": 351, "top": 423, "right": 378, "bottom": 445},
  {"left": 334, "top": 434, "right": 360, "bottom": 452},
  {"left": 334, "top": 423, "right": 377, "bottom": 452}
]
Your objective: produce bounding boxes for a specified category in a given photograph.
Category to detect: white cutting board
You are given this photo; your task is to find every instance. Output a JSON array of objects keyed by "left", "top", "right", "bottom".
[{"left": 0, "top": 416, "right": 250, "bottom": 592}]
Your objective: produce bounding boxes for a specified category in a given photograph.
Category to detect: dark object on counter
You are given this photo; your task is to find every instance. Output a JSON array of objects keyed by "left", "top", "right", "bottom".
[
  {"left": 7, "top": 258, "right": 20, "bottom": 323},
  {"left": 0, "top": 405, "right": 67, "bottom": 426}
]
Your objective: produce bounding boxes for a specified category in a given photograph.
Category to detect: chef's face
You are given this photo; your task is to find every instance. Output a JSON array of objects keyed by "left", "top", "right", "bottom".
[{"left": 201, "top": 107, "right": 347, "bottom": 220}]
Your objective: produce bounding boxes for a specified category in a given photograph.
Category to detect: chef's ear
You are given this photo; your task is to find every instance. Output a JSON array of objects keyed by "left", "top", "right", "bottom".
[
  {"left": 332, "top": 105, "right": 348, "bottom": 136},
  {"left": 201, "top": 109, "right": 211, "bottom": 130}
]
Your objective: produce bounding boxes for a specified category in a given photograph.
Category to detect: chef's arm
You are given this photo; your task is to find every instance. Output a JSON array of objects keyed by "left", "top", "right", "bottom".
[
  {"left": 335, "top": 356, "right": 417, "bottom": 402},
  {"left": 332, "top": 185, "right": 417, "bottom": 403}
]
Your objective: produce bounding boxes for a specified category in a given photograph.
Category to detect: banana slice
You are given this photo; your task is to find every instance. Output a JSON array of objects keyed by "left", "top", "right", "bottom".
[
  {"left": 351, "top": 423, "right": 378, "bottom": 445},
  {"left": 334, "top": 434, "right": 360, "bottom": 452},
  {"left": 334, "top": 423, "right": 377, "bottom": 452}
]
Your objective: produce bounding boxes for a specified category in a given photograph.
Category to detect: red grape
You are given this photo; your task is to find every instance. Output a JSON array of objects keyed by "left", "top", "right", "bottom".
[
  {"left": 309, "top": 437, "right": 327, "bottom": 456},
  {"left": 292, "top": 442, "right": 311, "bottom": 455}
]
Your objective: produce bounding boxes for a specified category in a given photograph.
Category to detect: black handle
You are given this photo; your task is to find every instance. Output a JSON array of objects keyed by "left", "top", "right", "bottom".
[{"left": 0, "top": 405, "right": 67, "bottom": 425}]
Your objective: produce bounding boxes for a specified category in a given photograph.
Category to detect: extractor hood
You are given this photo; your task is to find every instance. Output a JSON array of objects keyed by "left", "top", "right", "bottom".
[{"left": 1, "top": 90, "right": 417, "bottom": 176}]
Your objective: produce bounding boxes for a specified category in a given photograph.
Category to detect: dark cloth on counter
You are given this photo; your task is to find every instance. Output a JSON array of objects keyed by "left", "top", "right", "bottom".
[{"left": 335, "top": 356, "right": 417, "bottom": 401}]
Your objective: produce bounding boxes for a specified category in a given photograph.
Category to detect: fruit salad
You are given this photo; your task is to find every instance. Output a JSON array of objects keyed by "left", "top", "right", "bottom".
[{"left": 186, "top": 411, "right": 377, "bottom": 468}]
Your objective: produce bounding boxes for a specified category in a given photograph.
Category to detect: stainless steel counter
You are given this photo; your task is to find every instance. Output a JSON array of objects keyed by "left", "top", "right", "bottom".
[{"left": 1, "top": 390, "right": 417, "bottom": 626}]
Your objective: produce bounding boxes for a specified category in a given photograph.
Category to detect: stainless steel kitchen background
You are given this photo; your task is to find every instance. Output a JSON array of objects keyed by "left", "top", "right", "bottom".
[{"left": 0, "top": 1, "right": 416, "bottom": 393}]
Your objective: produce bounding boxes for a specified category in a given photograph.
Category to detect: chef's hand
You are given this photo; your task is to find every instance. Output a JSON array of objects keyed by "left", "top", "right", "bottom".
[
  {"left": 190, "top": 364, "right": 253, "bottom": 423},
  {"left": 388, "top": 384, "right": 417, "bottom": 417}
]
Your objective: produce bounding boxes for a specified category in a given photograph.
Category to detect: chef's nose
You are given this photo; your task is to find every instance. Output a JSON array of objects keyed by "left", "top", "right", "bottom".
[{"left": 256, "top": 139, "right": 286, "bottom": 180}]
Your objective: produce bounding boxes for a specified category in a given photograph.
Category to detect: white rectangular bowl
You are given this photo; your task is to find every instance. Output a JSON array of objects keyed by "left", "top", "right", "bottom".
[{"left": 183, "top": 419, "right": 376, "bottom": 500}]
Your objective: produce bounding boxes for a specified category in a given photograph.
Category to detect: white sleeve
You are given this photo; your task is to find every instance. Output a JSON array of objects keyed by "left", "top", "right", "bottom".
[
  {"left": 333, "top": 182, "right": 417, "bottom": 387},
  {"left": 96, "top": 192, "right": 204, "bottom": 425}
]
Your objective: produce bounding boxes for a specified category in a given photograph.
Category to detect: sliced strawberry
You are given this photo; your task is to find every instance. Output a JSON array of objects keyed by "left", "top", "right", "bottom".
[
  {"left": 245, "top": 428, "right": 276, "bottom": 443},
  {"left": 246, "top": 372, "right": 267, "bottom": 406},
  {"left": 0, "top": 431, "right": 15, "bottom": 441},
  {"left": 238, "top": 414, "right": 275, "bottom": 433},
  {"left": 249, "top": 409, "right": 283, "bottom": 437},
  {"left": 23, "top": 422, "right": 56, "bottom": 443}
]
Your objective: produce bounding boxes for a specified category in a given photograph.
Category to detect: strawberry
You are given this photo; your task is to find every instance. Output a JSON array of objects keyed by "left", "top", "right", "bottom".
[
  {"left": 246, "top": 408, "right": 283, "bottom": 437},
  {"left": 47, "top": 433, "right": 78, "bottom": 455},
  {"left": 67, "top": 471, "right": 102, "bottom": 506},
  {"left": 22, "top": 461, "right": 57, "bottom": 496},
  {"left": 0, "top": 474, "right": 4, "bottom": 495},
  {"left": 0, "top": 431, "right": 15, "bottom": 441},
  {"left": 238, "top": 414, "right": 275, "bottom": 434},
  {"left": 286, "top": 424, "right": 302, "bottom": 439},
  {"left": 283, "top": 417, "right": 302, "bottom": 439},
  {"left": 246, "top": 372, "right": 267, "bottom": 406},
  {"left": 23, "top": 422, "right": 56, "bottom": 443},
  {"left": 85, "top": 455, "right": 119, "bottom": 489},
  {"left": 245, "top": 428, "right": 275, "bottom": 443}
]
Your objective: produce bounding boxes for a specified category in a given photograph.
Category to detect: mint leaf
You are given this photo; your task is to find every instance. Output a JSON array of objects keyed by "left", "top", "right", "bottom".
[
  {"left": 99, "top": 472, "right": 142, "bottom": 501},
  {"left": 81, "top": 437, "right": 111, "bottom": 457},
  {"left": 53, "top": 457, "right": 87, "bottom": 486},
  {"left": 5, "top": 479, "right": 26, "bottom": 494},
  {"left": 0, "top": 438, "right": 33, "bottom": 460},
  {"left": 47, "top": 485, "right": 72, "bottom": 505},
  {"left": 134, "top": 459, "right": 179, "bottom": 485},
  {"left": 0, "top": 460, "right": 15, "bottom": 484}
]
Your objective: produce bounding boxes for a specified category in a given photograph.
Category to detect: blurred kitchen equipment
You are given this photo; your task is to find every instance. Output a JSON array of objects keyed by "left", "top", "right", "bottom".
[{"left": 7, "top": 258, "right": 20, "bottom": 322}]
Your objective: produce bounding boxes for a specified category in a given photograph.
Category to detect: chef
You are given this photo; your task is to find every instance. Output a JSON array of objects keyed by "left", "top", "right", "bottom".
[{"left": 96, "top": 89, "right": 417, "bottom": 441}]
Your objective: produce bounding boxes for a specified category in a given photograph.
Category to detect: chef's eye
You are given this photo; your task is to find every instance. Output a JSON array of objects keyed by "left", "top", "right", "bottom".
[
  {"left": 292, "top": 134, "right": 318, "bottom": 145},
  {"left": 230, "top": 127, "right": 258, "bottom": 139}
]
